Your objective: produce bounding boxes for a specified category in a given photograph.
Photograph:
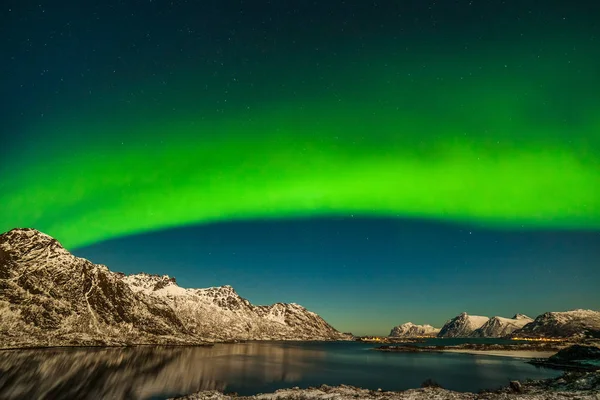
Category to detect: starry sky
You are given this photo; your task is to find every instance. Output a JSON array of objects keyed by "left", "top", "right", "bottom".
[{"left": 1, "top": 0, "right": 599, "bottom": 335}]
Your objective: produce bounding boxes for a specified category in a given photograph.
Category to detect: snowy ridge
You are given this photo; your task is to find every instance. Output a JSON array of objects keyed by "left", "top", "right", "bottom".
[
  {"left": 513, "top": 313, "right": 532, "bottom": 320},
  {"left": 511, "top": 309, "right": 600, "bottom": 339},
  {"left": 0, "top": 228, "right": 349, "bottom": 348},
  {"left": 435, "top": 310, "right": 600, "bottom": 338},
  {"left": 437, "top": 313, "right": 490, "bottom": 338},
  {"left": 471, "top": 315, "right": 533, "bottom": 337},
  {"left": 124, "top": 273, "right": 339, "bottom": 341},
  {"left": 389, "top": 322, "right": 440, "bottom": 337}
]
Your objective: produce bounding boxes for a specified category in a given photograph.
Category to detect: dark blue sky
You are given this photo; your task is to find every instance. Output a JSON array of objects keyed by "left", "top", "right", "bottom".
[{"left": 75, "top": 218, "right": 600, "bottom": 335}]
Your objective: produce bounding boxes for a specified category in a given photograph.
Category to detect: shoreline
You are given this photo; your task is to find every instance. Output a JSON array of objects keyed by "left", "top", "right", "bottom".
[
  {"left": 0, "top": 343, "right": 215, "bottom": 351},
  {"left": 441, "top": 348, "right": 557, "bottom": 358},
  {"left": 0, "top": 338, "right": 354, "bottom": 351},
  {"left": 372, "top": 342, "right": 572, "bottom": 359},
  {"left": 374, "top": 346, "right": 557, "bottom": 359},
  {"left": 169, "top": 370, "right": 600, "bottom": 400}
]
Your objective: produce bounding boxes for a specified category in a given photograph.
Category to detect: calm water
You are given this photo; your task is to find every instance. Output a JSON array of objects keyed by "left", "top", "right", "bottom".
[{"left": 0, "top": 341, "right": 562, "bottom": 400}]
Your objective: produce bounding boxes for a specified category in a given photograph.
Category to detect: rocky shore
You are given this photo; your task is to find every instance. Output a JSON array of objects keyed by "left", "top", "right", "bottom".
[
  {"left": 376, "top": 342, "right": 566, "bottom": 352},
  {"left": 373, "top": 342, "right": 600, "bottom": 362},
  {"left": 528, "top": 345, "right": 600, "bottom": 371},
  {"left": 170, "top": 371, "right": 600, "bottom": 400},
  {"left": 373, "top": 342, "right": 566, "bottom": 358}
]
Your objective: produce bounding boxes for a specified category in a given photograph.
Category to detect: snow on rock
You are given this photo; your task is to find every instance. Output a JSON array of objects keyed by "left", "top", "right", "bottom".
[
  {"left": 513, "top": 314, "right": 533, "bottom": 320},
  {"left": 471, "top": 315, "right": 534, "bottom": 338},
  {"left": 172, "top": 386, "right": 478, "bottom": 400},
  {"left": 511, "top": 310, "right": 600, "bottom": 339},
  {"left": 0, "top": 228, "right": 348, "bottom": 348},
  {"left": 389, "top": 322, "right": 440, "bottom": 338},
  {"left": 123, "top": 273, "right": 345, "bottom": 342},
  {"left": 170, "top": 373, "right": 600, "bottom": 400},
  {"left": 437, "top": 313, "right": 489, "bottom": 338}
]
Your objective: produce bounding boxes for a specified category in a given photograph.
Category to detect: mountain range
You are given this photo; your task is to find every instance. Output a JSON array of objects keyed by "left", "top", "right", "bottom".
[
  {"left": 0, "top": 228, "right": 348, "bottom": 348},
  {"left": 1, "top": 228, "right": 599, "bottom": 347},
  {"left": 471, "top": 314, "right": 533, "bottom": 337},
  {"left": 390, "top": 311, "right": 600, "bottom": 339}
]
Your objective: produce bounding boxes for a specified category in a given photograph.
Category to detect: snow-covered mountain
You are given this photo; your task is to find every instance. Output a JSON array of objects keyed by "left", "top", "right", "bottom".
[
  {"left": 388, "top": 322, "right": 440, "bottom": 337},
  {"left": 511, "top": 309, "right": 600, "bottom": 339},
  {"left": 470, "top": 314, "right": 533, "bottom": 337},
  {"left": 437, "top": 312, "right": 489, "bottom": 338},
  {"left": 122, "top": 273, "right": 345, "bottom": 341},
  {"left": 0, "top": 228, "right": 348, "bottom": 348}
]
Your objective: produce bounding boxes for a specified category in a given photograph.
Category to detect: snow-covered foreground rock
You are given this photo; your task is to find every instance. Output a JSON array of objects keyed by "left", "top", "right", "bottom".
[
  {"left": 0, "top": 228, "right": 348, "bottom": 348},
  {"left": 170, "top": 372, "right": 600, "bottom": 400}
]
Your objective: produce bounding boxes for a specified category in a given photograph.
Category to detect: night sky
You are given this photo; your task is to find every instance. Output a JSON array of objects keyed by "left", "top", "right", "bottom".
[{"left": 1, "top": 0, "right": 599, "bottom": 335}]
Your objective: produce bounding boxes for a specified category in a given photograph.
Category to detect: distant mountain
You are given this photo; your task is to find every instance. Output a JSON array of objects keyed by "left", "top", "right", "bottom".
[
  {"left": 511, "top": 309, "right": 600, "bottom": 339},
  {"left": 437, "top": 312, "right": 489, "bottom": 338},
  {"left": 470, "top": 314, "right": 533, "bottom": 337},
  {"left": 389, "top": 322, "right": 440, "bottom": 337},
  {"left": 0, "top": 228, "right": 348, "bottom": 348}
]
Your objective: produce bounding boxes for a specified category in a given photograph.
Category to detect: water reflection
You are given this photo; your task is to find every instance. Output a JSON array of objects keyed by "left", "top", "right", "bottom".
[
  {"left": 0, "top": 342, "right": 562, "bottom": 400},
  {"left": 0, "top": 343, "right": 324, "bottom": 400}
]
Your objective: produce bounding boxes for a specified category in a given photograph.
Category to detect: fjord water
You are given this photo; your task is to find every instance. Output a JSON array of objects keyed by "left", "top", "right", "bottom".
[{"left": 0, "top": 341, "right": 561, "bottom": 400}]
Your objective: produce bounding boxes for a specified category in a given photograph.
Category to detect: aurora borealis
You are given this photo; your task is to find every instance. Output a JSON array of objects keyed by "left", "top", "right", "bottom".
[{"left": 1, "top": 0, "right": 599, "bottom": 333}]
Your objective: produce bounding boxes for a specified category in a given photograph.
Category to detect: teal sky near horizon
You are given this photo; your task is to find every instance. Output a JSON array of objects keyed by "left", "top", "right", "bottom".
[{"left": 1, "top": 0, "right": 599, "bottom": 335}]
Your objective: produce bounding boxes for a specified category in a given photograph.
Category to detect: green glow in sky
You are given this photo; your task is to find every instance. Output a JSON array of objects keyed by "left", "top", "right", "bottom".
[{"left": 2, "top": 41, "right": 599, "bottom": 249}]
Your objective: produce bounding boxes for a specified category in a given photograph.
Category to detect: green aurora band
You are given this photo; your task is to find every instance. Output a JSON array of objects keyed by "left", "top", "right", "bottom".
[{"left": 2, "top": 39, "right": 599, "bottom": 249}]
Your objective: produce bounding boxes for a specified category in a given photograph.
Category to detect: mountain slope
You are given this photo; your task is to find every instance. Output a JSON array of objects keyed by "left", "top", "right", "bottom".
[
  {"left": 123, "top": 273, "right": 344, "bottom": 341},
  {"left": 0, "top": 228, "right": 347, "bottom": 348},
  {"left": 471, "top": 314, "right": 534, "bottom": 338},
  {"left": 511, "top": 309, "right": 600, "bottom": 339},
  {"left": 389, "top": 322, "right": 440, "bottom": 337},
  {"left": 437, "top": 312, "right": 489, "bottom": 338}
]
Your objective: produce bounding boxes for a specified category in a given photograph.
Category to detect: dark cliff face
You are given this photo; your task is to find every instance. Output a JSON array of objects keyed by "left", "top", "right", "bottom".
[{"left": 0, "top": 228, "right": 347, "bottom": 348}]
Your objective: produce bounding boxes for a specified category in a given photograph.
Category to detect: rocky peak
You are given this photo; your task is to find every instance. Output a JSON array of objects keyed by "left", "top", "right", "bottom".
[
  {"left": 470, "top": 315, "right": 533, "bottom": 337},
  {"left": 438, "top": 312, "right": 489, "bottom": 338},
  {"left": 196, "top": 285, "right": 238, "bottom": 297},
  {"left": 512, "top": 309, "right": 600, "bottom": 338},
  {"left": 0, "top": 228, "right": 69, "bottom": 259},
  {"left": 389, "top": 322, "right": 439, "bottom": 337},
  {"left": 124, "top": 273, "right": 178, "bottom": 291},
  {"left": 0, "top": 228, "right": 90, "bottom": 285},
  {"left": 194, "top": 285, "right": 252, "bottom": 311}
]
